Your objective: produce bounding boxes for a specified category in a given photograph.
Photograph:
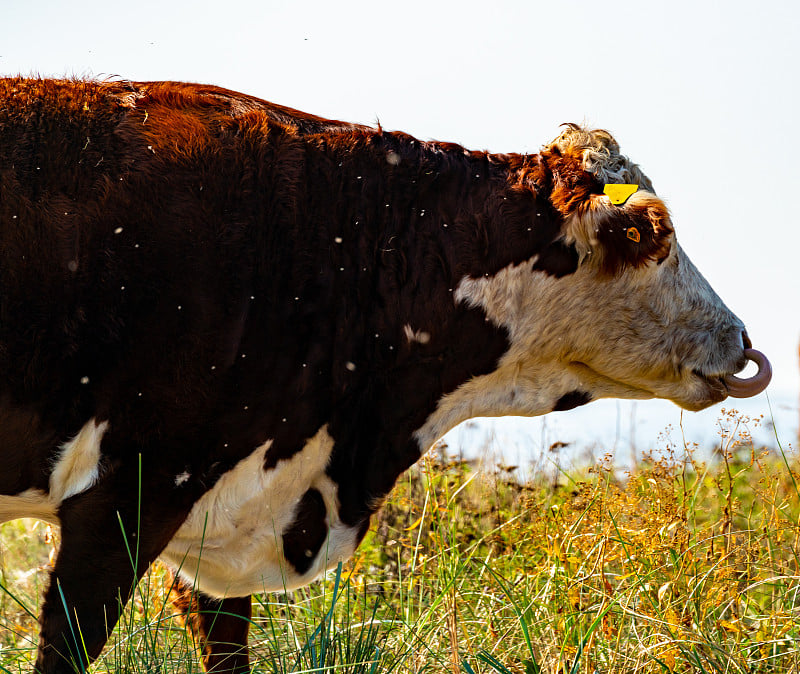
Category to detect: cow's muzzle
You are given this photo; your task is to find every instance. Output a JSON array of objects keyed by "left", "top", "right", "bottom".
[{"left": 723, "top": 349, "right": 772, "bottom": 398}]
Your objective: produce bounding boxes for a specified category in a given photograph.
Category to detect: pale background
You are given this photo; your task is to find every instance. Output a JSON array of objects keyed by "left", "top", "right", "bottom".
[{"left": 2, "top": 0, "right": 797, "bottom": 460}]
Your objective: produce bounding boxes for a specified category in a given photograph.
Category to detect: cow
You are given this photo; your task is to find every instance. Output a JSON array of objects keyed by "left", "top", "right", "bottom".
[{"left": 0, "top": 78, "right": 771, "bottom": 673}]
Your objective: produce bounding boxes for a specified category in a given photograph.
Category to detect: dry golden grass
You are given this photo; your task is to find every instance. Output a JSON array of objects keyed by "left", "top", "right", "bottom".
[{"left": 1, "top": 411, "right": 798, "bottom": 672}]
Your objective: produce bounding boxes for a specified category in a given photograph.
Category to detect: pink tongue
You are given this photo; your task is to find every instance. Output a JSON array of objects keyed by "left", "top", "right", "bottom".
[{"left": 723, "top": 349, "right": 772, "bottom": 398}]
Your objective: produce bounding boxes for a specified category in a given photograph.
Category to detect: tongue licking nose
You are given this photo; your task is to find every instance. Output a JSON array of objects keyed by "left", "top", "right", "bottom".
[{"left": 723, "top": 349, "right": 772, "bottom": 398}]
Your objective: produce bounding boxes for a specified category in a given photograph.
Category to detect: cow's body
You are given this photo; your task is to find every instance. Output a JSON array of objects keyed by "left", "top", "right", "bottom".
[{"left": 0, "top": 78, "right": 769, "bottom": 672}]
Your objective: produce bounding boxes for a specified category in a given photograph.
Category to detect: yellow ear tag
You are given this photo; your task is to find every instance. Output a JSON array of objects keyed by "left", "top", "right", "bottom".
[
  {"left": 627, "top": 227, "right": 640, "bottom": 242},
  {"left": 603, "top": 183, "right": 638, "bottom": 205}
]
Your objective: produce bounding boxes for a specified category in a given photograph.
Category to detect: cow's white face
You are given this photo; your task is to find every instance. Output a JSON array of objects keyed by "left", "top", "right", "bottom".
[
  {"left": 460, "top": 222, "right": 743, "bottom": 399},
  {"left": 414, "top": 128, "right": 760, "bottom": 449}
]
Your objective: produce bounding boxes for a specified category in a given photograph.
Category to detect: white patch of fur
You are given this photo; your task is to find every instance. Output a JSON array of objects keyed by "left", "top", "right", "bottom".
[
  {"left": 160, "top": 425, "right": 358, "bottom": 599},
  {"left": 49, "top": 419, "right": 109, "bottom": 503},
  {"left": 548, "top": 125, "right": 654, "bottom": 191},
  {"left": 403, "top": 324, "right": 431, "bottom": 344},
  {"left": 0, "top": 418, "right": 108, "bottom": 525},
  {"left": 416, "top": 243, "right": 745, "bottom": 450},
  {"left": 174, "top": 471, "right": 191, "bottom": 487},
  {"left": 0, "top": 489, "right": 58, "bottom": 525}
]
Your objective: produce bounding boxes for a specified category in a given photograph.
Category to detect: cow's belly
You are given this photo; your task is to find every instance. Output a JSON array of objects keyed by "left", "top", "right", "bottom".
[{"left": 160, "top": 426, "right": 358, "bottom": 599}]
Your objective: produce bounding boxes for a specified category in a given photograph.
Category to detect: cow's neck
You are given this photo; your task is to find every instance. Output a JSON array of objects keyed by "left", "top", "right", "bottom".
[{"left": 301, "top": 136, "right": 563, "bottom": 525}]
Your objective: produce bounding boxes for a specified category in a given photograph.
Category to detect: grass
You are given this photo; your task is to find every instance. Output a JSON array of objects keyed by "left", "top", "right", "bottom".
[{"left": 1, "top": 410, "right": 798, "bottom": 673}]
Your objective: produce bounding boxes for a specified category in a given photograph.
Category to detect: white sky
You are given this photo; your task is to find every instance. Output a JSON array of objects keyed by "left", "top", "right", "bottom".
[{"left": 2, "top": 0, "right": 799, "bottom": 405}]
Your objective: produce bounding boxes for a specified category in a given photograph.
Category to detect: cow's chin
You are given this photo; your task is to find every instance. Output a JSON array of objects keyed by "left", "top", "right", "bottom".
[
  {"left": 642, "top": 372, "right": 730, "bottom": 412},
  {"left": 567, "top": 362, "right": 728, "bottom": 412},
  {"left": 668, "top": 373, "right": 729, "bottom": 412}
]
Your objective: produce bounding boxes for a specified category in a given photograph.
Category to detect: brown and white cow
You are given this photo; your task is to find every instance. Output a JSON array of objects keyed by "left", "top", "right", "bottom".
[{"left": 0, "top": 78, "right": 770, "bottom": 672}]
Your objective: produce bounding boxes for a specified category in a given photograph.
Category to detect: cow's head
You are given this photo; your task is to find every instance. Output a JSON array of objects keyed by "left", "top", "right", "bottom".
[{"left": 417, "top": 125, "right": 770, "bottom": 446}]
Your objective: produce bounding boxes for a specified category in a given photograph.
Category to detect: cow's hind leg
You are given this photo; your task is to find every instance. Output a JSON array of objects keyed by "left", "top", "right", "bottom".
[
  {"left": 168, "top": 570, "right": 251, "bottom": 673},
  {"left": 34, "top": 473, "right": 193, "bottom": 673}
]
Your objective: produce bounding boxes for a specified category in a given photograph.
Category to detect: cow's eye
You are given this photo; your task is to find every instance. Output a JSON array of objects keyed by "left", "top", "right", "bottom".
[{"left": 568, "top": 192, "right": 674, "bottom": 276}]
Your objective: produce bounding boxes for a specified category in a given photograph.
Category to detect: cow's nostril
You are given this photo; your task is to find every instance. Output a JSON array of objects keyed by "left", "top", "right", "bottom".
[{"left": 741, "top": 331, "right": 753, "bottom": 350}]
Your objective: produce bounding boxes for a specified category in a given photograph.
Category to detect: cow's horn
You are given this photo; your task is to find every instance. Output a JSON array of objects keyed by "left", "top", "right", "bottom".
[{"left": 723, "top": 349, "right": 772, "bottom": 398}]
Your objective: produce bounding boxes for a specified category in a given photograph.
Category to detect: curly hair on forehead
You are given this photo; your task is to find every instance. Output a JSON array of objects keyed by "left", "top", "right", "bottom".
[{"left": 547, "top": 123, "right": 654, "bottom": 193}]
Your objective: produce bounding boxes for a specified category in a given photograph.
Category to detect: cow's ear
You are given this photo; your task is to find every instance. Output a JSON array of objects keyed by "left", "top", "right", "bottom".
[{"left": 565, "top": 190, "right": 674, "bottom": 275}]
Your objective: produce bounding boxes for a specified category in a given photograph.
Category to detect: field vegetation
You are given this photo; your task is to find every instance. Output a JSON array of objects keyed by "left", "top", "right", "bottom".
[{"left": 1, "top": 410, "right": 798, "bottom": 673}]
